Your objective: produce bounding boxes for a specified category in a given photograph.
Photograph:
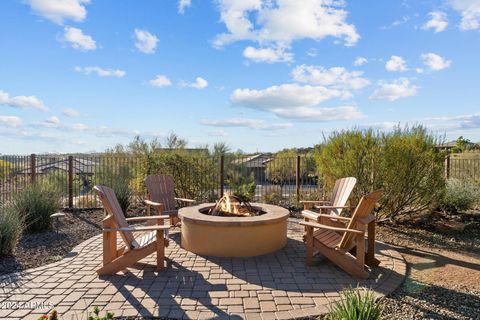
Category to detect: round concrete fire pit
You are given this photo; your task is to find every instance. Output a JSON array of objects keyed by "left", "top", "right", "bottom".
[{"left": 179, "top": 203, "right": 289, "bottom": 257}]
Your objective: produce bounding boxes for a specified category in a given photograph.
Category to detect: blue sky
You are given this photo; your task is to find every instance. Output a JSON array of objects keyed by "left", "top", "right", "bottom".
[{"left": 1, "top": 0, "right": 480, "bottom": 154}]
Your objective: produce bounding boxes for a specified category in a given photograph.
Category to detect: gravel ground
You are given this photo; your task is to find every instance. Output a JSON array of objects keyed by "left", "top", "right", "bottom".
[
  {"left": 0, "top": 209, "right": 104, "bottom": 276},
  {"left": 376, "top": 216, "right": 480, "bottom": 320}
]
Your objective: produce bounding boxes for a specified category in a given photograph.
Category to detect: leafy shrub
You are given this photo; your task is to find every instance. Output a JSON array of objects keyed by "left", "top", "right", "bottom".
[
  {"left": 97, "top": 161, "right": 133, "bottom": 214},
  {"left": 0, "top": 206, "right": 24, "bottom": 257},
  {"left": 10, "top": 182, "right": 62, "bottom": 233},
  {"left": 439, "top": 178, "right": 479, "bottom": 213},
  {"left": 232, "top": 181, "right": 256, "bottom": 202},
  {"left": 315, "top": 126, "right": 445, "bottom": 220},
  {"left": 88, "top": 306, "right": 114, "bottom": 320},
  {"left": 262, "top": 186, "right": 284, "bottom": 205},
  {"left": 329, "top": 287, "right": 383, "bottom": 320}
]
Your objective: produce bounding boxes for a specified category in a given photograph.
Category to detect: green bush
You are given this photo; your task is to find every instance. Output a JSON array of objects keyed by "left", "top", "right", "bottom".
[
  {"left": 88, "top": 306, "right": 114, "bottom": 320},
  {"left": 329, "top": 287, "right": 383, "bottom": 320},
  {"left": 439, "top": 178, "right": 478, "bottom": 213},
  {"left": 315, "top": 126, "right": 445, "bottom": 220},
  {"left": 10, "top": 182, "right": 62, "bottom": 233},
  {"left": 97, "top": 161, "right": 133, "bottom": 214},
  {"left": 0, "top": 206, "right": 24, "bottom": 257}
]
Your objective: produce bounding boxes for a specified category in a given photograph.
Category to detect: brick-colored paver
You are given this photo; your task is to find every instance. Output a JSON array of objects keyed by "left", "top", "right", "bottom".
[{"left": 0, "top": 219, "right": 406, "bottom": 319}]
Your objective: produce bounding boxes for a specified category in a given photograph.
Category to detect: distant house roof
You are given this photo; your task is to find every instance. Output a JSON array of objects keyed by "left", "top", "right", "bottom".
[
  {"left": 234, "top": 154, "right": 272, "bottom": 168},
  {"left": 15, "top": 158, "right": 97, "bottom": 175},
  {"left": 437, "top": 140, "right": 477, "bottom": 150}
]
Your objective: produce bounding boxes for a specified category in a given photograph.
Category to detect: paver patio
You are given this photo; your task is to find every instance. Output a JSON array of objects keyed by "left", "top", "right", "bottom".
[{"left": 0, "top": 220, "right": 406, "bottom": 320}]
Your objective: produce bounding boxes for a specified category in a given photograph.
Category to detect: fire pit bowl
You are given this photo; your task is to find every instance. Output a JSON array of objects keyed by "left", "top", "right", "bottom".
[{"left": 179, "top": 203, "right": 289, "bottom": 257}]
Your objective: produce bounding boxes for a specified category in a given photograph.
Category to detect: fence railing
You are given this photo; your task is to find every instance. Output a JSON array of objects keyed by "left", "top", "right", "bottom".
[
  {"left": 2, "top": 153, "right": 478, "bottom": 210},
  {"left": 0, "top": 153, "right": 322, "bottom": 209}
]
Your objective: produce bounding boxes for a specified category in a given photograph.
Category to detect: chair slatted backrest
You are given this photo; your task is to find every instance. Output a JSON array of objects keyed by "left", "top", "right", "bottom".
[
  {"left": 338, "top": 190, "right": 382, "bottom": 250},
  {"left": 330, "top": 177, "right": 357, "bottom": 216},
  {"left": 145, "top": 175, "right": 177, "bottom": 213},
  {"left": 94, "top": 185, "right": 136, "bottom": 248}
]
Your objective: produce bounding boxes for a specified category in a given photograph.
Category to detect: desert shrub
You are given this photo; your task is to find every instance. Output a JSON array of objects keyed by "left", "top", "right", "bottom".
[
  {"left": 439, "top": 178, "right": 479, "bottom": 213},
  {"left": 379, "top": 126, "right": 445, "bottom": 218},
  {"left": 135, "top": 151, "right": 218, "bottom": 202},
  {"left": 262, "top": 186, "right": 284, "bottom": 205},
  {"left": 0, "top": 205, "right": 24, "bottom": 256},
  {"left": 10, "top": 181, "right": 62, "bottom": 233},
  {"left": 224, "top": 159, "right": 257, "bottom": 201},
  {"left": 97, "top": 161, "right": 133, "bottom": 214},
  {"left": 328, "top": 287, "right": 383, "bottom": 320},
  {"left": 315, "top": 129, "right": 381, "bottom": 198},
  {"left": 315, "top": 126, "right": 445, "bottom": 220}
]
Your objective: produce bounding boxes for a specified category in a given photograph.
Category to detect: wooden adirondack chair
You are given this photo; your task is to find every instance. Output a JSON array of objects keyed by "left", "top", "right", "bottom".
[
  {"left": 301, "top": 177, "right": 357, "bottom": 227},
  {"left": 300, "top": 190, "right": 382, "bottom": 279},
  {"left": 94, "top": 185, "right": 170, "bottom": 275},
  {"left": 144, "top": 175, "right": 196, "bottom": 227}
]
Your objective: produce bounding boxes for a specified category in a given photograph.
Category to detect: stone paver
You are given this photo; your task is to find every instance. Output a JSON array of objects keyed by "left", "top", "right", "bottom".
[{"left": 0, "top": 219, "right": 406, "bottom": 319}]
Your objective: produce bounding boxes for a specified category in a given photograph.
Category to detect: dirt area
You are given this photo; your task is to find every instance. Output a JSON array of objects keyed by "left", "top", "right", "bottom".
[{"left": 377, "top": 219, "right": 480, "bottom": 320}]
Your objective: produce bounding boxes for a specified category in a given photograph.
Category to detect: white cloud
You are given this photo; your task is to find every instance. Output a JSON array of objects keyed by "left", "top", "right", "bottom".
[
  {"left": 134, "top": 29, "right": 158, "bottom": 54},
  {"left": 369, "top": 78, "right": 418, "bottom": 102},
  {"left": 0, "top": 90, "right": 49, "bottom": 112},
  {"left": 180, "top": 77, "right": 208, "bottom": 89},
  {"left": 291, "top": 65, "right": 370, "bottom": 91},
  {"left": 61, "top": 27, "right": 96, "bottom": 51},
  {"left": 230, "top": 83, "right": 364, "bottom": 121},
  {"left": 448, "top": 0, "right": 480, "bottom": 30},
  {"left": 25, "top": 0, "right": 90, "bottom": 24},
  {"left": 149, "top": 75, "right": 172, "bottom": 87},
  {"left": 74, "top": 66, "right": 126, "bottom": 78},
  {"left": 213, "top": 0, "right": 359, "bottom": 62},
  {"left": 207, "top": 129, "right": 227, "bottom": 137},
  {"left": 421, "top": 53, "right": 452, "bottom": 71},
  {"left": 385, "top": 55, "right": 408, "bottom": 72},
  {"left": 231, "top": 83, "right": 341, "bottom": 110},
  {"left": 200, "top": 118, "right": 292, "bottom": 130},
  {"left": 178, "top": 0, "right": 191, "bottom": 14},
  {"left": 243, "top": 46, "right": 293, "bottom": 63},
  {"left": 422, "top": 11, "right": 448, "bottom": 33},
  {"left": 415, "top": 68, "right": 424, "bottom": 74},
  {"left": 63, "top": 108, "right": 80, "bottom": 117},
  {"left": 271, "top": 105, "right": 365, "bottom": 121},
  {"left": 32, "top": 117, "right": 89, "bottom": 131},
  {"left": 0, "top": 115, "right": 22, "bottom": 128},
  {"left": 353, "top": 57, "right": 368, "bottom": 66}
]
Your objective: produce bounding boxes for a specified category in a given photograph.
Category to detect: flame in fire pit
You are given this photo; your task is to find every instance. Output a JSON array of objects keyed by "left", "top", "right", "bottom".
[{"left": 208, "top": 195, "right": 258, "bottom": 217}]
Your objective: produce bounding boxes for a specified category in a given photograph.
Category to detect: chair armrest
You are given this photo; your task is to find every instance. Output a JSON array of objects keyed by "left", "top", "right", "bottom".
[
  {"left": 103, "top": 225, "right": 170, "bottom": 232},
  {"left": 316, "top": 213, "right": 351, "bottom": 221},
  {"left": 144, "top": 199, "right": 164, "bottom": 207},
  {"left": 300, "top": 200, "right": 331, "bottom": 204},
  {"left": 175, "top": 197, "right": 196, "bottom": 203},
  {"left": 314, "top": 205, "right": 351, "bottom": 209},
  {"left": 302, "top": 210, "right": 320, "bottom": 220},
  {"left": 126, "top": 215, "right": 170, "bottom": 222},
  {"left": 300, "top": 221, "right": 363, "bottom": 235}
]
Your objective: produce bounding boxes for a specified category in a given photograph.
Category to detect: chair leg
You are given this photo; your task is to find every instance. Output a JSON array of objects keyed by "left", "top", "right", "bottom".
[
  {"left": 305, "top": 226, "right": 314, "bottom": 266},
  {"left": 355, "top": 234, "right": 365, "bottom": 268},
  {"left": 156, "top": 229, "right": 165, "bottom": 272}
]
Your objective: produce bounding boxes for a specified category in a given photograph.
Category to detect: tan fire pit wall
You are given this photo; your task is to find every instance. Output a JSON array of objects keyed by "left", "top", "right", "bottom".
[{"left": 179, "top": 203, "right": 289, "bottom": 257}]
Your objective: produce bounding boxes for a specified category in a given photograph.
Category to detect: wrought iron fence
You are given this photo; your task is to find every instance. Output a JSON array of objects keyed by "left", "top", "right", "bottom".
[{"left": 0, "top": 153, "right": 322, "bottom": 210}]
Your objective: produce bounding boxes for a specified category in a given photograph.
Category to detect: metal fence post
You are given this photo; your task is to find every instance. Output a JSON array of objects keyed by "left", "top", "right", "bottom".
[
  {"left": 296, "top": 155, "right": 300, "bottom": 200},
  {"left": 68, "top": 155, "right": 74, "bottom": 208},
  {"left": 220, "top": 155, "right": 225, "bottom": 197},
  {"left": 445, "top": 152, "right": 451, "bottom": 179},
  {"left": 30, "top": 153, "right": 36, "bottom": 184}
]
